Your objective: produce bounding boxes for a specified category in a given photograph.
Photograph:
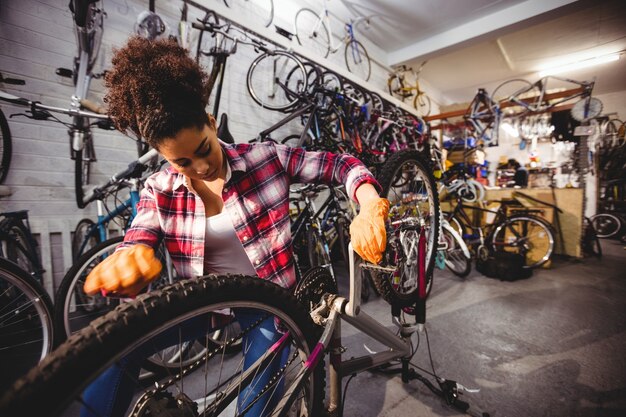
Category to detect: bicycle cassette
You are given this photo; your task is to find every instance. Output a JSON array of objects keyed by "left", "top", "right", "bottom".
[
  {"left": 294, "top": 266, "right": 337, "bottom": 311},
  {"left": 134, "top": 391, "right": 198, "bottom": 417}
]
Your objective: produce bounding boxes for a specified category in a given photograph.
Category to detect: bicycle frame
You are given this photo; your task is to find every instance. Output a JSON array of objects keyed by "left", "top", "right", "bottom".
[
  {"left": 74, "top": 182, "right": 140, "bottom": 257},
  {"left": 509, "top": 75, "right": 594, "bottom": 113}
]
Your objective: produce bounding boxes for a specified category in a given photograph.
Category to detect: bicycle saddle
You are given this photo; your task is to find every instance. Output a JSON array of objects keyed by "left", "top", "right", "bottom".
[{"left": 217, "top": 113, "right": 235, "bottom": 144}]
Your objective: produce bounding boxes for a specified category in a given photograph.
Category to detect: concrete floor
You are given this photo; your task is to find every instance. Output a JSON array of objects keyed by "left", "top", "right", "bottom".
[{"left": 336, "top": 240, "right": 626, "bottom": 417}]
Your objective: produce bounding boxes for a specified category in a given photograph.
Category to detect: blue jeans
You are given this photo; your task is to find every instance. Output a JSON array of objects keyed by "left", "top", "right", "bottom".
[{"left": 81, "top": 309, "right": 289, "bottom": 417}]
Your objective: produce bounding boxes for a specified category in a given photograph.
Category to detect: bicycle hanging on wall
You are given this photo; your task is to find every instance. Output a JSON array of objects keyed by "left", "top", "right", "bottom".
[{"left": 294, "top": 0, "right": 372, "bottom": 81}]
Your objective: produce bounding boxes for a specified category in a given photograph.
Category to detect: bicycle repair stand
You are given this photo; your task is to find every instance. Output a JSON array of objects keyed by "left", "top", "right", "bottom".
[{"left": 323, "top": 243, "right": 491, "bottom": 417}]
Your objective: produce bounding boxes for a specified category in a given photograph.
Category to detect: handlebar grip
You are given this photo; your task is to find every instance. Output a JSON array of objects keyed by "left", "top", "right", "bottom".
[{"left": 80, "top": 99, "right": 107, "bottom": 115}]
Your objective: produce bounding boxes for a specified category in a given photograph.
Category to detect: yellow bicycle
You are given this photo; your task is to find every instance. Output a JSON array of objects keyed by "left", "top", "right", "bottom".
[{"left": 387, "top": 61, "right": 432, "bottom": 117}]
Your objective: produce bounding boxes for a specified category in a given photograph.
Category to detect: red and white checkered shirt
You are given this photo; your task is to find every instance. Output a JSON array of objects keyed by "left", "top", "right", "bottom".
[{"left": 120, "top": 141, "right": 380, "bottom": 289}]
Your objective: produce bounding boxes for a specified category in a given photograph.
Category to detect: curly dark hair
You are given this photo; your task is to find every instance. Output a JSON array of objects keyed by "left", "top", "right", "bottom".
[{"left": 104, "top": 36, "right": 210, "bottom": 148}]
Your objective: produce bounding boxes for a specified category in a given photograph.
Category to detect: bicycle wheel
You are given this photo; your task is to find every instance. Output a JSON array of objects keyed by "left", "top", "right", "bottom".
[
  {"left": 413, "top": 92, "right": 432, "bottom": 117},
  {"left": 0, "top": 108, "right": 11, "bottom": 184},
  {"left": 2, "top": 275, "right": 324, "bottom": 417},
  {"left": 491, "top": 79, "right": 533, "bottom": 112},
  {"left": 71, "top": 218, "right": 100, "bottom": 262},
  {"left": 0, "top": 258, "right": 54, "bottom": 393},
  {"left": 344, "top": 39, "right": 371, "bottom": 81},
  {"left": 490, "top": 215, "right": 554, "bottom": 269},
  {"left": 294, "top": 8, "right": 330, "bottom": 58},
  {"left": 441, "top": 225, "right": 471, "bottom": 277},
  {"left": 387, "top": 74, "right": 405, "bottom": 100},
  {"left": 1, "top": 224, "right": 44, "bottom": 282},
  {"left": 375, "top": 150, "right": 439, "bottom": 305},
  {"left": 286, "top": 61, "right": 320, "bottom": 96},
  {"left": 224, "top": 0, "right": 274, "bottom": 27},
  {"left": 54, "top": 237, "right": 123, "bottom": 338},
  {"left": 247, "top": 51, "right": 307, "bottom": 111},
  {"left": 590, "top": 213, "right": 622, "bottom": 238}
]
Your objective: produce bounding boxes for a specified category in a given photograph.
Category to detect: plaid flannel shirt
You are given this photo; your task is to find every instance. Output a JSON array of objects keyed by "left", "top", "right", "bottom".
[{"left": 120, "top": 140, "right": 380, "bottom": 289}]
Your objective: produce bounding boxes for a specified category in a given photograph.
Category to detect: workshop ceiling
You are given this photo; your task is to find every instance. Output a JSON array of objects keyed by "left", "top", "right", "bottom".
[{"left": 327, "top": 0, "right": 626, "bottom": 105}]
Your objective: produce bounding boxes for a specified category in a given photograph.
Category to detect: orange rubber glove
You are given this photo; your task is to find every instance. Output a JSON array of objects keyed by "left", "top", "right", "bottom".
[
  {"left": 349, "top": 198, "right": 389, "bottom": 264},
  {"left": 83, "top": 245, "right": 162, "bottom": 297}
]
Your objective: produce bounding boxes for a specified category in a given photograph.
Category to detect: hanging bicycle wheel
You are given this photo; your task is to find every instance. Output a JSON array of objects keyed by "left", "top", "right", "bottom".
[
  {"left": 413, "top": 92, "right": 432, "bottom": 117},
  {"left": 224, "top": 0, "right": 274, "bottom": 28},
  {"left": 590, "top": 213, "right": 622, "bottom": 238},
  {"left": 294, "top": 8, "right": 330, "bottom": 58},
  {"left": 491, "top": 78, "right": 534, "bottom": 114},
  {"left": 490, "top": 215, "right": 554, "bottom": 269},
  {"left": 0, "top": 109, "right": 11, "bottom": 184},
  {"left": 344, "top": 39, "right": 371, "bottom": 81},
  {"left": 0, "top": 258, "right": 54, "bottom": 393},
  {"left": 388, "top": 75, "right": 403, "bottom": 98},
  {"left": 2, "top": 276, "right": 325, "bottom": 417},
  {"left": 375, "top": 150, "right": 440, "bottom": 305},
  {"left": 247, "top": 51, "right": 307, "bottom": 111}
]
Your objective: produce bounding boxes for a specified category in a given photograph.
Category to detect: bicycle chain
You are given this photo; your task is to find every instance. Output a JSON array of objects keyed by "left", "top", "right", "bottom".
[{"left": 130, "top": 314, "right": 268, "bottom": 417}]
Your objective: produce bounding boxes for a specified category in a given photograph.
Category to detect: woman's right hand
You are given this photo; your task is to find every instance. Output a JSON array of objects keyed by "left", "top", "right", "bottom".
[{"left": 83, "top": 245, "right": 162, "bottom": 297}]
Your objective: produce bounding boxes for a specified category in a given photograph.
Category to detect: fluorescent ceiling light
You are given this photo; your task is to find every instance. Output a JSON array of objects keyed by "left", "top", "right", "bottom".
[{"left": 538, "top": 53, "right": 620, "bottom": 77}]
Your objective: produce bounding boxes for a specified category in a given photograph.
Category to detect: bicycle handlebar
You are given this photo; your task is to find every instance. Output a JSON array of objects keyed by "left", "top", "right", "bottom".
[
  {"left": 192, "top": 20, "right": 271, "bottom": 54},
  {"left": 0, "top": 90, "right": 111, "bottom": 121},
  {"left": 82, "top": 148, "right": 160, "bottom": 204}
]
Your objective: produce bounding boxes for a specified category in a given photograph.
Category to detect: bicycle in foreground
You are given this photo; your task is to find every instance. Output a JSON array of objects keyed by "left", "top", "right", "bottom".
[{"left": 0, "top": 240, "right": 491, "bottom": 416}]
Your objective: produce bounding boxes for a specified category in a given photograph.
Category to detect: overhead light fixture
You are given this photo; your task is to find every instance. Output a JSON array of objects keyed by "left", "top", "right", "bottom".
[{"left": 538, "top": 53, "right": 621, "bottom": 77}]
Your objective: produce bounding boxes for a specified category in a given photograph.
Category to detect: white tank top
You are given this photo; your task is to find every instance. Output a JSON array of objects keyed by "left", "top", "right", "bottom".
[{"left": 203, "top": 211, "right": 257, "bottom": 276}]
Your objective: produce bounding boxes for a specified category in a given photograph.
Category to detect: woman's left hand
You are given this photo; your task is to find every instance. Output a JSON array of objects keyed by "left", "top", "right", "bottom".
[{"left": 349, "top": 197, "right": 389, "bottom": 264}]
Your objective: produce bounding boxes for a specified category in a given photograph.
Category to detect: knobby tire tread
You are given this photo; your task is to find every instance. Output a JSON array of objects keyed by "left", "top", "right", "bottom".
[{"left": 3, "top": 275, "right": 325, "bottom": 417}]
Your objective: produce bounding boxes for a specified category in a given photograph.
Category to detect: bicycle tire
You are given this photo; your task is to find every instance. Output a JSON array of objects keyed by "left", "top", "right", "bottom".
[
  {"left": 375, "top": 150, "right": 440, "bottom": 305},
  {"left": 0, "top": 258, "right": 54, "bottom": 393},
  {"left": 0, "top": 108, "right": 11, "bottom": 184},
  {"left": 413, "top": 92, "right": 432, "bottom": 117},
  {"left": 491, "top": 78, "right": 533, "bottom": 111},
  {"left": 54, "top": 236, "right": 124, "bottom": 339},
  {"left": 387, "top": 74, "right": 405, "bottom": 100},
  {"left": 490, "top": 215, "right": 554, "bottom": 269},
  {"left": 1, "top": 222, "right": 44, "bottom": 282},
  {"left": 195, "top": 10, "right": 220, "bottom": 65},
  {"left": 223, "top": 0, "right": 273, "bottom": 27},
  {"left": 590, "top": 213, "right": 622, "bottom": 238},
  {"left": 71, "top": 218, "right": 100, "bottom": 262},
  {"left": 73, "top": 132, "right": 95, "bottom": 208},
  {"left": 442, "top": 224, "right": 471, "bottom": 277},
  {"left": 246, "top": 51, "right": 307, "bottom": 111},
  {"left": 344, "top": 39, "right": 371, "bottom": 81},
  {"left": 2, "top": 275, "right": 324, "bottom": 417},
  {"left": 294, "top": 8, "right": 330, "bottom": 58}
]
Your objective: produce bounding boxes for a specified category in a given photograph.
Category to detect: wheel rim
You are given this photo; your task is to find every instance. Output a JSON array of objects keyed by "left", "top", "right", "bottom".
[{"left": 492, "top": 217, "right": 553, "bottom": 268}]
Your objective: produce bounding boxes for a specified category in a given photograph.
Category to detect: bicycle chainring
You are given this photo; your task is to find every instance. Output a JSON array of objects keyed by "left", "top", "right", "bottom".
[{"left": 294, "top": 266, "right": 337, "bottom": 312}]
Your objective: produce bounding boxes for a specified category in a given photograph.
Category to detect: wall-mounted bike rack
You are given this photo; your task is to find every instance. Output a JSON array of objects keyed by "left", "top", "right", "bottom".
[{"left": 181, "top": 0, "right": 421, "bottom": 118}]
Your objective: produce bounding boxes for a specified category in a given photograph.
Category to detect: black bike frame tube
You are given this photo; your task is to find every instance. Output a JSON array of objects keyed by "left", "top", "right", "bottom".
[{"left": 257, "top": 102, "right": 315, "bottom": 141}]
